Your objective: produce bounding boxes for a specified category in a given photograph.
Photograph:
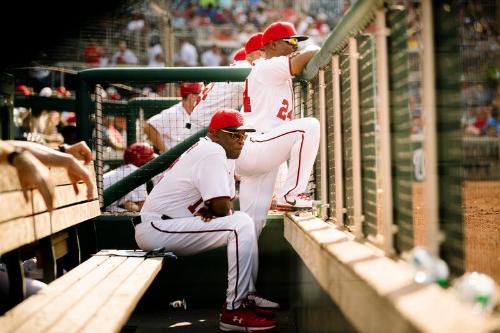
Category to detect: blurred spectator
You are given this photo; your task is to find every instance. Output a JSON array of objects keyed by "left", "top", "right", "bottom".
[
  {"left": 103, "top": 142, "right": 156, "bottom": 212},
  {"left": 144, "top": 82, "right": 202, "bottom": 152},
  {"left": 147, "top": 34, "right": 165, "bottom": 67},
  {"left": 83, "top": 39, "right": 106, "bottom": 66},
  {"left": 111, "top": 40, "right": 138, "bottom": 65},
  {"left": 41, "top": 111, "right": 64, "bottom": 144},
  {"left": 179, "top": 37, "right": 198, "bottom": 66},
  {"left": 485, "top": 107, "right": 499, "bottom": 136},
  {"left": 201, "top": 44, "right": 222, "bottom": 66},
  {"left": 219, "top": 50, "right": 230, "bottom": 66},
  {"left": 103, "top": 116, "right": 126, "bottom": 151},
  {"left": 127, "top": 10, "right": 145, "bottom": 32},
  {"left": 106, "top": 86, "right": 121, "bottom": 101}
]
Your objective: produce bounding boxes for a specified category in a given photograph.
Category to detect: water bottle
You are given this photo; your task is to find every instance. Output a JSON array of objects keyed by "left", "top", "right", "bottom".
[
  {"left": 453, "top": 272, "right": 497, "bottom": 314},
  {"left": 409, "top": 247, "right": 449, "bottom": 287}
]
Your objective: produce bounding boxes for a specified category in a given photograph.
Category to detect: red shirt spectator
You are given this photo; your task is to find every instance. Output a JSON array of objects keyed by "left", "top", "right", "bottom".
[{"left": 84, "top": 41, "right": 105, "bottom": 65}]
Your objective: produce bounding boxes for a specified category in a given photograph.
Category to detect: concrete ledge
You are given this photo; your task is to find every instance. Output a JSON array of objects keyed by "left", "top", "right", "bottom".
[{"left": 284, "top": 214, "right": 500, "bottom": 333}]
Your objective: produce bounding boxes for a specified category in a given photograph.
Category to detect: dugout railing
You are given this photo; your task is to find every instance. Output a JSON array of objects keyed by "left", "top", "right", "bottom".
[{"left": 294, "top": 0, "right": 499, "bottom": 285}]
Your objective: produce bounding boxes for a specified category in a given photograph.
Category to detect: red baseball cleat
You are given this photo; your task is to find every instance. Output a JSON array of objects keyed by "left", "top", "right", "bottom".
[{"left": 219, "top": 303, "right": 277, "bottom": 332}]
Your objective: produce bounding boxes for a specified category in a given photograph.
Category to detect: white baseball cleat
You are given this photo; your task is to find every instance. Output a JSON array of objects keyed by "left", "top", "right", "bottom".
[
  {"left": 247, "top": 293, "right": 280, "bottom": 309},
  {"left": 276, "top": 193, "right": 313, "bottom": 211}
]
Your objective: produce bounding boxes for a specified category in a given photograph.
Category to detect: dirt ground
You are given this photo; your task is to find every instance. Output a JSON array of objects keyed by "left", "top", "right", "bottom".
[{"left": 413, "top": 181, "right": 500, "bottom": 284}]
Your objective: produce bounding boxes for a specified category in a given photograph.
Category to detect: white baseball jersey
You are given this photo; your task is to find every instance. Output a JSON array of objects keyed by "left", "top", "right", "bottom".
[
  {"left": 147, "top": 102, "right": 193, "bottom": 150},
  {"left": 242, "top": 56, "right": 294, "bottom": 132},
  {"left": 190, "top": 61, "right": 250, "bottom": 132},
  {"left": 141, "top": 137, "right": 236, "bottom": 218},
  {"left": 235, "top": 54, "right": 321, "bottom": 235},
  {"left": 103, "top": 164, "right": 148, "bottom": 212}
]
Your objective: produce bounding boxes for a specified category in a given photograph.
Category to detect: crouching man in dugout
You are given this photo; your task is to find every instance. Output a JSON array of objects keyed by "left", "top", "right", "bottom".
[{"left": 135, "top": 108, "right": 279, "bottom": 332}]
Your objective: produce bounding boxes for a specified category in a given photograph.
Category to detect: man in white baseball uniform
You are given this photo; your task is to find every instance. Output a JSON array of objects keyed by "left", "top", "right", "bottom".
[
  {"left": 135, "top": 109, "right": 278, "bottom": 332},
  {"left": 189, "top": 33, "right": 265, "bottom": 132},
  {"left": 144, "top": 82, "right": 202, "bottom": 152},
  {"left": 236, "top": 21, "right": 321, "bottom": 236}
]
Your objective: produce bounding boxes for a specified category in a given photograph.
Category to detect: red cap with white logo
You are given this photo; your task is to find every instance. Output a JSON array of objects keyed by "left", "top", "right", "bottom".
[{"left": 208, "top": 108, "right": 256, "bottom": 132}]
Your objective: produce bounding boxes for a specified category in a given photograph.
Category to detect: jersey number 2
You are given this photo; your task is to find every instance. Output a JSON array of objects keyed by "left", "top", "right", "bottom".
[{"left": 276, "top": 99, "right": 292, "bottom": 120}]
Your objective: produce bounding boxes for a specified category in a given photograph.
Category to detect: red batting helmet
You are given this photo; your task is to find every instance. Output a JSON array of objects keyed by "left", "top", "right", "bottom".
[
  {"left": 179, "top": 82, "right": 202, "bottom": 98},
  {"left": 124, "top": 142, "right": 157, "bottom": 167}
]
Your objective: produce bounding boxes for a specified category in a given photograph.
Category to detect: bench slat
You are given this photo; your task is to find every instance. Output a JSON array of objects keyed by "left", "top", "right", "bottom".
[
  {"left": 33, "top": 200, "right": 100, "bottom": 239},
  {"left": 0, "top": 255, "right": 108, "bottom": 331},
  {"left": 80, "top": 258, "right": 163, "bottom": 333},
  {"left": 0, "top": 216, "right": 35, "bottom": 255},
  {"left": 4, "top": 256, "right": 126, "bottom": 333},
  {"left": 32, "top": 183, "right": 98, "bottom": 214},
  {"left": 0, "top": 163, "right": 96, "bottom": 192},
  {"left": 0, "top": 191, "right": 33, "bottom": 223},
  {"left": 46, "top": 257, "right": 145, "bottom": 333}
]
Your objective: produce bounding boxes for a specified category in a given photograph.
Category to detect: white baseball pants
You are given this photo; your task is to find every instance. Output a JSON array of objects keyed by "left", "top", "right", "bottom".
[
  {"left": 135, "top": 211, "right": 258, "bottom": 310},
  {"left": 236, "top": 117, "right": 320, "bottom": 235}
]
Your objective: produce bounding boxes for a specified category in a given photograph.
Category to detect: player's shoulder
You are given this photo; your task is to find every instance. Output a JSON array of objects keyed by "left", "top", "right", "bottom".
[{"left": 197, "top": 138, "right": 226, "bottom": 156}]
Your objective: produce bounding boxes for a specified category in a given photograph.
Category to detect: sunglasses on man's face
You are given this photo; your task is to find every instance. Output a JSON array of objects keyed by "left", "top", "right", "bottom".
[
  {"left": 280, "top": 37, "right": 299, "bottom": 48},
  {"left": 220, "top": 129, "right": 248, "bottom": 141}
]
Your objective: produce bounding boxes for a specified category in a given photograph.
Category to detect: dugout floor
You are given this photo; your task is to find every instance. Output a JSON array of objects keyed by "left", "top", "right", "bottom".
[{"left": 97, "top": 212, "right": 356, "bottom": 332}]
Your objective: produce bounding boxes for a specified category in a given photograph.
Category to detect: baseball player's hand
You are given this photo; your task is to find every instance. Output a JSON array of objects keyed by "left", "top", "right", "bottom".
[
  {"left": 12, "top": 150, "right": 55, "bottom": 211},
  {"left": 65, "top": 141, "right": 92, "bottom": 164},
  {"left": 66, "top": 158, "right": 95, "bottom": 200},
  {"left": 195, "top": 206, "right": 216, "bottom": 223}
]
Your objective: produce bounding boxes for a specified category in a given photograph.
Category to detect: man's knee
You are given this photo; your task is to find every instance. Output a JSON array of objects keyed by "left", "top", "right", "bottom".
[
  {"left": 293, "top": 117, "right": 320, "bottom": 135},
  {"left": 232, "top": 211, "right": 256, "bottom": 235}
]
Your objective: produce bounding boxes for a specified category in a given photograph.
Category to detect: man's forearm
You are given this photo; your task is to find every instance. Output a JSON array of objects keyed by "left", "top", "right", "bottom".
[{"left": 7, "top": 140, "right": 73, "bottom": 167}]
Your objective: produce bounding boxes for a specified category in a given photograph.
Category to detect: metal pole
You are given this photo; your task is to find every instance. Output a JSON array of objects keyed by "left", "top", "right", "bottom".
[
  {"left": 349, "top": 37, "right": 363, "bottom": 239},
  {"left": 318, "top": 70, "right": 329, "bottom": 218},
  {"left": 422, "top": 0, "right": 442, "bottom": 256},
  {"left": 332, "top": 55, "right": 345, "bottom": 228},
  {"left": 375, "top": 9, "right": 396, "bottom": 255}
]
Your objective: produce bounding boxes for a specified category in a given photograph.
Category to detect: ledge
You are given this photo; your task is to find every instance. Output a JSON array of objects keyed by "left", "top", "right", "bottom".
[{"left": 284, "top": 214, "right": 500, "bottom": 333}]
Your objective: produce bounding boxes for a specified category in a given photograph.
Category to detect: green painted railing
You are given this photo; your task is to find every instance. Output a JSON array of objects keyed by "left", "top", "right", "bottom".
[
  {"left": 102, "top": 128, "right": 208, "bottom": 208},
  {"left": 76, "top": 67, "right": 251, "bottom": 147}
]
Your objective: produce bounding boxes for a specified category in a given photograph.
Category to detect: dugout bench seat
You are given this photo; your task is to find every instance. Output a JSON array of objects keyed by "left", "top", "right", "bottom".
[{"left": 0, "top": 161, "right": 166, "bottom": 332}]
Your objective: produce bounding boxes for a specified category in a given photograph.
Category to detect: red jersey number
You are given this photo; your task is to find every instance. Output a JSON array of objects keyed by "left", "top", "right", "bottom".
[
  {"left": 276, "top": 99, "right": 292, "bottom": 120},
  {"left": 243, "top": 79, "right": 251, "bottom": 112},
  {"left": 194, "top": 83, "right": 214, "bottom": 107}
]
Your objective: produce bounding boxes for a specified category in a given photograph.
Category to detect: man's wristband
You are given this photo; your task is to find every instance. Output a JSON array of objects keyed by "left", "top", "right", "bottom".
[
  {"left": 7, "top": 147, "right": 25, "bottom": 165},
  {"left": 58, "top": 144, "right": 69, "bottom": 153}
]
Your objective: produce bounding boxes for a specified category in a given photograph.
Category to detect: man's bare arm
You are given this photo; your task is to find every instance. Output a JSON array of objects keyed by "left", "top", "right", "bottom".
[
  {"left": 290, "top": 45, "right": 320, "bottom": 76},
  {"left": 144, "top": 122, "right": 167, "bottom": 152}
]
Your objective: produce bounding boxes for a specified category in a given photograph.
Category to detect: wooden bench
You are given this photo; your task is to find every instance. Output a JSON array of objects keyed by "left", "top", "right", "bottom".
[{"left": 0, "top": 161, "right": 166, "bottom": 332}]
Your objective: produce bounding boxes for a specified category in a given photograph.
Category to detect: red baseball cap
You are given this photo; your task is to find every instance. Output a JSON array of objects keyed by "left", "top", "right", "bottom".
[
  {"left": 262, "top": 22, "right": 308, "bottom": 45},
  {"left": 179, "top": 82, "right": 202, "bottom": 98},
  {"left": 245, "top": 33, "right": 264, "bottom": 53},
  {"left": 233, "top": 48, "right": 247, "bottom": 62},
  {"left": 208, "top": 108, "right": 256, "bottom": 132}
]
